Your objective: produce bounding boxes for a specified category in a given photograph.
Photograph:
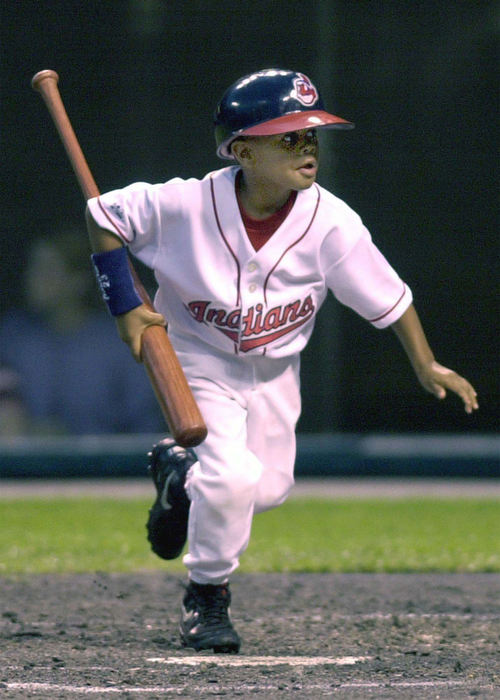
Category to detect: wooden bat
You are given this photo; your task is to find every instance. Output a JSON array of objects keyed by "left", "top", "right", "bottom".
[{"left": 31, "top": 69, "right": 207, "bottom": 448}]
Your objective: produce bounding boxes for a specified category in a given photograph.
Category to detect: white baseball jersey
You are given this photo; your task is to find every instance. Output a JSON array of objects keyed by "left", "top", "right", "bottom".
[
  {"left": 87, "top": 165, "right": 412, "bottom": 359},
  {"left": 88, "top": 165, "right": 413, "bottom": 583}
]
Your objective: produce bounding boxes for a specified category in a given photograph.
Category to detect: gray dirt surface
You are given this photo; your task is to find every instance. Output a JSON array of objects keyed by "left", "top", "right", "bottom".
[{"left": 1, "top": 571, "right": 500, "bottom": 698}]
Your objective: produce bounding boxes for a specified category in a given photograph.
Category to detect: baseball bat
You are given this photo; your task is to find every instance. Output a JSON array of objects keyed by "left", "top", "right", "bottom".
[{"left": 31, "top": 69, "right": 207, "bottom": 447}]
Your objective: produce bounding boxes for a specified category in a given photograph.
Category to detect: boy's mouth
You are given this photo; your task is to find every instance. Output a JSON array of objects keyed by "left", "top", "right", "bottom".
[{"left": 297, "top": 158, "right": 318, "bottom": 177}]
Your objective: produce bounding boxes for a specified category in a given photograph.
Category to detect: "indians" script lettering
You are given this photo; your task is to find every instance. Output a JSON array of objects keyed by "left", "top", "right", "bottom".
[{"left": 186, "top": 296, "right": 315, "bottom": 352}]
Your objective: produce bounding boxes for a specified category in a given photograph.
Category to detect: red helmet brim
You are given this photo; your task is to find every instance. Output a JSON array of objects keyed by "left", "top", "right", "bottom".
[{"left": 241, "top": 110, "right": 353, "bottom": 136}]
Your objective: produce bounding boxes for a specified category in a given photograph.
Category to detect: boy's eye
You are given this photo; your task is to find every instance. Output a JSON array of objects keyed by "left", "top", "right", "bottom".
[
  {"left": 280, "top": 130, "right": 318, "bottom": 148},
  {"left": 282, "top": 133, "right": 300, "bottom": 147}
]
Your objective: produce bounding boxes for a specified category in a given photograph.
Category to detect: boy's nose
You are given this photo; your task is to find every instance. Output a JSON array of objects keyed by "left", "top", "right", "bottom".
[{"left": 301, "top": 141, "right": 317, "bottom": 155}]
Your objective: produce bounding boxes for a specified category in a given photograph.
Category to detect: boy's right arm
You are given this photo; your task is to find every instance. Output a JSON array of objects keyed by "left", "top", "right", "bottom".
[
  {"left": 85, "top": 204, "right": 123, "bottom": 253},
  {"left": 85, "top": 205, "right": 166, "bottom": 362}
]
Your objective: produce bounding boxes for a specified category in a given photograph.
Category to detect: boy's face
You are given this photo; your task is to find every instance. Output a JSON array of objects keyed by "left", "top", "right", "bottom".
[{"left": 234, "top": 128, "right": 320, "bottom": 191}]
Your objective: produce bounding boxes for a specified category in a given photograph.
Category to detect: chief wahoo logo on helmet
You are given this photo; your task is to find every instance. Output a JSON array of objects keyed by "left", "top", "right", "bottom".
[{"left": 292, "top": 73, "right": 319, "bottom": 106}]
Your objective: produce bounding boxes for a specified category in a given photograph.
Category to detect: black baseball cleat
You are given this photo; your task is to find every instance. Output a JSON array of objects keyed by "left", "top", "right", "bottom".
[
  {"left": 180, "top": 581, "right": 241, "bottom": 654},
  {"left": 146, "top": 437, "right": 196, "bottom": 560}
]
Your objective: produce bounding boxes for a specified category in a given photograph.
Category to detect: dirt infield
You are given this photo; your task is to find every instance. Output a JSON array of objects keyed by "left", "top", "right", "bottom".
[{"left": 1, "top": 571, "right": 499, "bottom": 698}]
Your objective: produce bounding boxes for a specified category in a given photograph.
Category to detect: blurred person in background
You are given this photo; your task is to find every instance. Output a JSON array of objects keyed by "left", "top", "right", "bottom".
[
  {"left": 0, "top": 365, "right": 28, "bottom": 436},
  {"left": 0, "top": 229, "right": 163, "bottom": 435}
]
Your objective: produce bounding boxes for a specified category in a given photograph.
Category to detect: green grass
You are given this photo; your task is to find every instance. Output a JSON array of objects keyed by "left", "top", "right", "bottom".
[{"left": 0, "top": 498, "right": 499, "bottom": 574}]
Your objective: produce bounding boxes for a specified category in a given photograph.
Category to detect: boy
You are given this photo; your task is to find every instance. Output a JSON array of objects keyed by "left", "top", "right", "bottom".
[{"left": 85, "top": 68, "right": 478, "bottom": 654}]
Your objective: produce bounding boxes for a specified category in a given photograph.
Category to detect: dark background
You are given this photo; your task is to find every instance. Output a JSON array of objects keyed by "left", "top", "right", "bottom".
[{"left": 1, "top": 1, "right": 498, "bottom": 434}]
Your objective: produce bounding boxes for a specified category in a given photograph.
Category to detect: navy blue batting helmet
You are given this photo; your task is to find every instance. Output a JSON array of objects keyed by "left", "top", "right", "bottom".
[{"left": 214, "top": 68, "right": 353, "bottom": 159}]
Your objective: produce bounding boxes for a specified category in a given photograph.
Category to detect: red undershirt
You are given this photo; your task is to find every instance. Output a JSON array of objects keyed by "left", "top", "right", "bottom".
[{"left": 235, "top": 170, "right": 297, "bottom": 251}]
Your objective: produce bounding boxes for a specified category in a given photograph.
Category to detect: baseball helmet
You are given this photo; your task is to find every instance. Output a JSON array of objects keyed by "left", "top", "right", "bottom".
[{"left": 214, "top": 68, "right": 353, "bottom": 159}]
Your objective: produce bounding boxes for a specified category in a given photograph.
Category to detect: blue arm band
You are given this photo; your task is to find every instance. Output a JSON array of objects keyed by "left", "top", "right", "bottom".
[{"left": 91, "top": 247, "right": 143, "bottom": 316}]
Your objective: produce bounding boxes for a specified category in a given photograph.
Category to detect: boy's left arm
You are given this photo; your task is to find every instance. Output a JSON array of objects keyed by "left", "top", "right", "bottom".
[{"left": 390, "top": 304, "right": 479, "bottom": 414}]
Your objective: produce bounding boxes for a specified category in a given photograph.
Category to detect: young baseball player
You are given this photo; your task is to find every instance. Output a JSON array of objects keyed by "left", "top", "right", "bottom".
[{"left": 85, "top": 68, "right": 478, "bottom": 654}]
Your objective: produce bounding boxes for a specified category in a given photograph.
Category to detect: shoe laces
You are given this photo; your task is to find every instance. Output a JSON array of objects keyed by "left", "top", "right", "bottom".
[{"left": 190, "top": 584, "right": 231, "bottom": 625}]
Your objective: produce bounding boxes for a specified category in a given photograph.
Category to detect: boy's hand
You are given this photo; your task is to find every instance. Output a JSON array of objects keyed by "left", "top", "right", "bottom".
[
  {"left": 415, "top": 360, "right": 479, "bottom": 414},
  {"left": 115, "top": 304, "right": 167, "bottom": 362}
]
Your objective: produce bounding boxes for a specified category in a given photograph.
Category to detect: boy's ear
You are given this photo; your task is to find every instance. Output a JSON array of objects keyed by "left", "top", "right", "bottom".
[{"left": 231, "top": 140, "right": 253, "bottom": 164}]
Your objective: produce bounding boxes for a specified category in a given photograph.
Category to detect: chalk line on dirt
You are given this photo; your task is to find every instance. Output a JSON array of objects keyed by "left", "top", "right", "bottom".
[
  {"left": 147, "top": 654, "right": 370, "bottom": 666},
  {"left": 4, "top": 679, "right": 487, "bottom": 695}
]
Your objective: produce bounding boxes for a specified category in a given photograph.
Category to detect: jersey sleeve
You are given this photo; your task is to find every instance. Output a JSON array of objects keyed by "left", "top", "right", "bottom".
[
  {"left": 322, "top": 212, "right": 412, "bottom": 329},
  {"left": 86, "top": 179, "right": 186, "bottom": 267}
]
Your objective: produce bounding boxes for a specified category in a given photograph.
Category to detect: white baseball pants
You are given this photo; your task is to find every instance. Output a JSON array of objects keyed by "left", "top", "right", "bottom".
[{"left": 172, "top": 340, "right": 301, "bottom": 584}]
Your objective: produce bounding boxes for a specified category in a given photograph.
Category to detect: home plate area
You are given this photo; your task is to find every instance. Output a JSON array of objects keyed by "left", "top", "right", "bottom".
[{"left": 1, "top": 572, "right": 499, "bottom": 698}]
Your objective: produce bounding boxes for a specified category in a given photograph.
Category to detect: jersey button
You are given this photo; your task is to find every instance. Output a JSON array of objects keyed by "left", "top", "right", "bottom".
[
  {"left": 248, "top": 283, "right": 257, "bottom": 293},
  {"left": 247, "top": 262, "right": 257, "bottom": 272}
]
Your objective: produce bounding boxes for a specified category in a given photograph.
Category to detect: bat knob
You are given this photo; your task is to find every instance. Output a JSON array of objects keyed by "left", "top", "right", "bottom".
[{"left": 31, "top": 70, "right": 59, "bottom": 91}]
